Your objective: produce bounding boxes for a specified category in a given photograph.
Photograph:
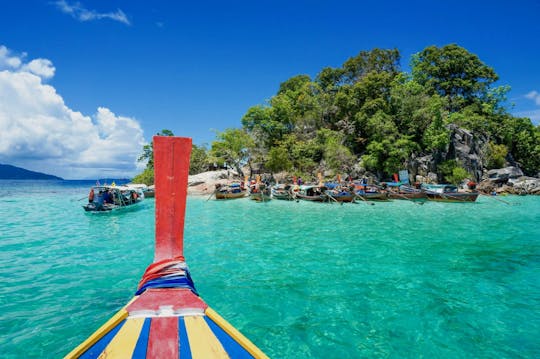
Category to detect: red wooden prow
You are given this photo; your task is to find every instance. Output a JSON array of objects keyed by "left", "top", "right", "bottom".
[{"left": 153, "top": 136, "right": 192, "bottom": 262}]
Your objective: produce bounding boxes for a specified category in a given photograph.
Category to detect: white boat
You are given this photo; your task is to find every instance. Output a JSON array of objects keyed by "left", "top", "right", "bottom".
[{"left": 83, "top": 185, "right": 144, "bottom": 212}]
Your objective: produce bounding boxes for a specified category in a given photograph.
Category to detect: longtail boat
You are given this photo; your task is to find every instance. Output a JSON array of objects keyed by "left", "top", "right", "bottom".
[
  {"left": 324, "top": 187, "right": 355, "bottom": 202},
  {"left": 295, "top": 185, "right": 328, "bottom": 202},
  {"left": 422, "top": 184, "right": 479, "bottom": 202},
  {"left": 354, "top": 187, "right": 389, "bottom": 201},
  {"left": 249, "top": 183, "right": 271, "bottom": 202},
  {"left": 83, "top": 185, "right": 144, "bottom": 212},
  {"left": 66, "top": 136, "right": 268, "bottom": 358},
  {"left": 214, "top": 183, "right": 247, "bottom": 200},
  {"left": 270, "top": 184, "right": 293, "bottom": 200},
  {"left": 386, "top": 185, "right": 427, "bottom": 200}
]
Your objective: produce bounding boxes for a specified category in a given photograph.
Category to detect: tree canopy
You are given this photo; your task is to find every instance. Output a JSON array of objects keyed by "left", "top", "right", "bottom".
[{"left": 133, "top": 44, "right": 539, "bottom": 183}]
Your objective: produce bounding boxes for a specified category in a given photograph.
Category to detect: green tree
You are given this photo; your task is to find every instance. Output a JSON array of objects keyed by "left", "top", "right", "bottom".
[
  {"left": 137, "top": 129, "right": 175, "bottom": 170},
  {"left": 210, "top": 128, "right": 255, "bottom": 177},
  {"left": 131, "top": 167, "right": 154, "bottom": 185},
  {"left": 190, "top": 144, "right": 209, "bottom": 175},
  {"left": 422, "top": 101, "right": 450, "bottom": 152},
  {"left": 316, "top": 129, "right": 356, "bottom": 173},
  {"left": 486, "top": 142, "right": 508, "bottom": 169},
  {"left": 411, "top": 44, "right": 498, "bottom": 112},
  {"left": 342, "top": 48, "right": 401, "bottom": 84},
  {"left": 265, "top": 145, "right": 293, "bottom": 173},
  {"left": 438, "top": 160, "right": 470, "bottom": 184}
]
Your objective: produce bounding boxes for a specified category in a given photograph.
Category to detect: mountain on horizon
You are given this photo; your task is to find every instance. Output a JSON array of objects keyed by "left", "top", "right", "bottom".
[{"left": 0, "top": 164, "right": 63, "bottom": 180}]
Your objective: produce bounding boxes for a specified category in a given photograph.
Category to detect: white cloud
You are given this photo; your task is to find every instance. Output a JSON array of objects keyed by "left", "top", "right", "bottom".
[
  {"left": 513, "top": 109, "right": 540, "bottom": 125},
  {"left": 21, "top": 59, "right": 56, "bottom": 79},
  {"left": 525, "top": 90, "right": 540, "bottom": 106},
  {"left": 0, "top": 45, "right": 145, "bottom": 179},
  {"left": 0, "top": 46, "right": 55, "bottom": 81},
  {"left": 54, "top": 0, "right": 130, "bottom": 25},
  {"left": 0, "top": 45, "right": 23, "bottom": 69}
]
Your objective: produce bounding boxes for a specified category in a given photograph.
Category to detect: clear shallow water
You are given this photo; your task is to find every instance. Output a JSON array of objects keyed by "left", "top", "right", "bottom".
[{"left": 0, "top": 180, "right": 539, "bottom": 358}]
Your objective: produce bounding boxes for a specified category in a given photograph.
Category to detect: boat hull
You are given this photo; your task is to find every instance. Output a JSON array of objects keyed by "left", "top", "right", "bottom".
[
  {"left": 355, "top": 192, "right": 389, "bottom": 201},
  {"left": 83, "top": 200, "right": 143, "bottom": 212},
  {"left": 387, "top": 192, "right": 427, "bottom": 200},
  {"left": 215, "top": 191, "right": 247, "bottom": 200},
  {"left": 249, "top": 192, "right": 271, "bottom": 201},
  {"left": 295, "top": 193, "right": 327, "bottom": 202},
  {"left": 425, "top": 192, "right": 479, "bottom": 202},
  {"left": 327, "top": 193, "right": 355, "bottom": 202},
  {"left": 271, "top": 190, "right": 293, "bottom": 200}
]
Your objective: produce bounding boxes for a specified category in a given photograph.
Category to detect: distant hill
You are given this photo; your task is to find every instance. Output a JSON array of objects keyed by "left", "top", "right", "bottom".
[{"left": 0, "top": 164, "right": 63, "bottom": 180}]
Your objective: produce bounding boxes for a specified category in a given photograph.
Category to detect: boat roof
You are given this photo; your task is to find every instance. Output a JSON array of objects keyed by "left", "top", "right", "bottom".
[
  {"left": 126, "top": 183, "right": 148, "bottom": 189},
  {"left": 299, "top": 184, "right": 324, "bottom": 190},
  {"left": 92, "top": 185, "right": 136, "bottom": 191},
  {"left": 421, "top": 183, "right": 457, "bottom": 189}
]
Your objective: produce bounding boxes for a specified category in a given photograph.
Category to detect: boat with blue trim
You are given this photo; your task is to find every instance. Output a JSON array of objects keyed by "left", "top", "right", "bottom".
[
  {"left": 66, "top": 136, "right": 268, "bottom": 358},
  {"left": 83, "top": 185, "right": 144, "bottom": 212}
]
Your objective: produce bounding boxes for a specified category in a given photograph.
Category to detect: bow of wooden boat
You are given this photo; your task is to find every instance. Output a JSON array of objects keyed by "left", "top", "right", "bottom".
[{"left": 65, "top": 136, "right": 268, "bottom": 359}]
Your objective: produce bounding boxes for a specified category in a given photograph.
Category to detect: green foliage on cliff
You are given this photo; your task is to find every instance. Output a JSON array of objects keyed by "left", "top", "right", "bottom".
[
  {"left": 135, "top": 44, "right": 538, "bottom": 182},
  {"left": 209, "top": 44, "right": 539, "bottom": 179}
]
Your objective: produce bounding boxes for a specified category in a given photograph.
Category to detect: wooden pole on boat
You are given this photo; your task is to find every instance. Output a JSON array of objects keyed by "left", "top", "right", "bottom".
[
  {"left": 153, "top": 136, "right": 192, "bottom": 262},
  {"left": 354, "top": 193, "right": 375, "bottom": 206},
  {"left": 326, "top": 192, "right": 339, "bottom": 203}
]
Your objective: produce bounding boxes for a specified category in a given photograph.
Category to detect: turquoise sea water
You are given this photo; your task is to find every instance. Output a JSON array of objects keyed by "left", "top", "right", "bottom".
[{"left": 0, "top": 180, "right": 539, "bottom": 358}]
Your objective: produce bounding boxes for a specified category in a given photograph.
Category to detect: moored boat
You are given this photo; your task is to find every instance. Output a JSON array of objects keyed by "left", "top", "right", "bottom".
[
  {"left": 422, "top": 184, "right": 479, "bottom": 202},
  {"left": 214, "top": 182, "right": 247, "bottom": 199},
  {"left": 386, "top": 185, "right": 427, "bottom": 200},
  {"left": 324, "top": 183, "right": 355, "bottom": 202},
  {"left": 249, "top": 183, "right": 271, "bottom": 202},
  {"left": 83, "top": 185, "right": 144, "bottom": 212},
  {"left": 127, "top": 183, "right": 155, "bottom": 198},
  {"left": 354, "top": 183, "right": 389, "bottom": 201},
  {"left": 67, "top": 136, "right": 268, "bottom": 358},
  {"left": 271, "top": 184, "right": 293, "bottom": 200},
  {"left": 295, "top": 185, "right": 328, "bottom": 202},
  {"left": 143, "top": 185, "right": 155, "bottom": 198}
]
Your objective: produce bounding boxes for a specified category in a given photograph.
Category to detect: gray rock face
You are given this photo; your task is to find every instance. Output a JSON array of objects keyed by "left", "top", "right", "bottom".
[
  {"left": 487, "top": 166, "right": 524, "bottom": 182},
  {"left": 509, "top": 177, "right": 540, "bottom": 194},
  {"left": 446, "top": 125, "right": 488, "bottom": 181},
  {"left": 407, "top": 125, "right": 489, "bottom": 181}
]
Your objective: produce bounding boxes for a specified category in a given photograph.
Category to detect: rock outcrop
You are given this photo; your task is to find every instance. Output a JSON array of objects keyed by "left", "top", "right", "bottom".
[
  {"left": 407, "top": 125, "right": 488, "bottom": 182},
  {"left": 446, "top": 124, "right": 488, "bottom": 181},
  {"left": 187, "top": 169, "right": 240, "bottom": 195},
  {"left": 487, "top": 166, "right": 524, "bottom": 182}
]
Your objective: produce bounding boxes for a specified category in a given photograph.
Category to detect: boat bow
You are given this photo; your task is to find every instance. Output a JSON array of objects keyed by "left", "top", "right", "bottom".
[{"left": 66, "top": 136, "right": 268, "bottom": 358}]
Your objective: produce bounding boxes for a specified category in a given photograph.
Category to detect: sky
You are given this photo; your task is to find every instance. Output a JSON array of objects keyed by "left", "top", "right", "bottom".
[{"left": 0, "top": 0, "right": 539, "bottom": 179}]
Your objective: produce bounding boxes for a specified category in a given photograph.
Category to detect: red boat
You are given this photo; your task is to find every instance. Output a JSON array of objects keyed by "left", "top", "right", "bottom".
[{"left": 66, "top": 137, "right": 268, "bottom": 358}]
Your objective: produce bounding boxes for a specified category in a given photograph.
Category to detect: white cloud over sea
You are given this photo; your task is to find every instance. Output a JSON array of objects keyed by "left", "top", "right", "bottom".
[{"left": 0, "top": 45, "right": 145, "bottom": 179}]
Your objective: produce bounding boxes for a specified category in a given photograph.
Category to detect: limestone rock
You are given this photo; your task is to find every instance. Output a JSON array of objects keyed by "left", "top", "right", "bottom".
[{"left": 487, "top": 166, "right": 524, "bottom": 183}]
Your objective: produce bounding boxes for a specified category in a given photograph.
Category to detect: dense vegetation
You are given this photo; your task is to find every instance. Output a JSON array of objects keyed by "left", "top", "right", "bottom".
[{"left": 134, "top": 44, "right": 540, "bottom": 184}]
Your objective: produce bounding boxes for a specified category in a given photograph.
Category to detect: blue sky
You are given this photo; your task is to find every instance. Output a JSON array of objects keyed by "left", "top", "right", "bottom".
[{"left": 0, "top": 0, "right": 539, "bottom": 178}]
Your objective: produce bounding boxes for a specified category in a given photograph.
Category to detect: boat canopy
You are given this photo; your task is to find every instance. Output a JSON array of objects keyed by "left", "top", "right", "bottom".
[
  {"left": 93, "top": 185, "right": 136, "bottom": 192},
  {"left": 421, "top": 184, "right": 458, "bottom": 193},
  {"left": 299, "top": 185, "right": 324, "bottom": 190}
]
